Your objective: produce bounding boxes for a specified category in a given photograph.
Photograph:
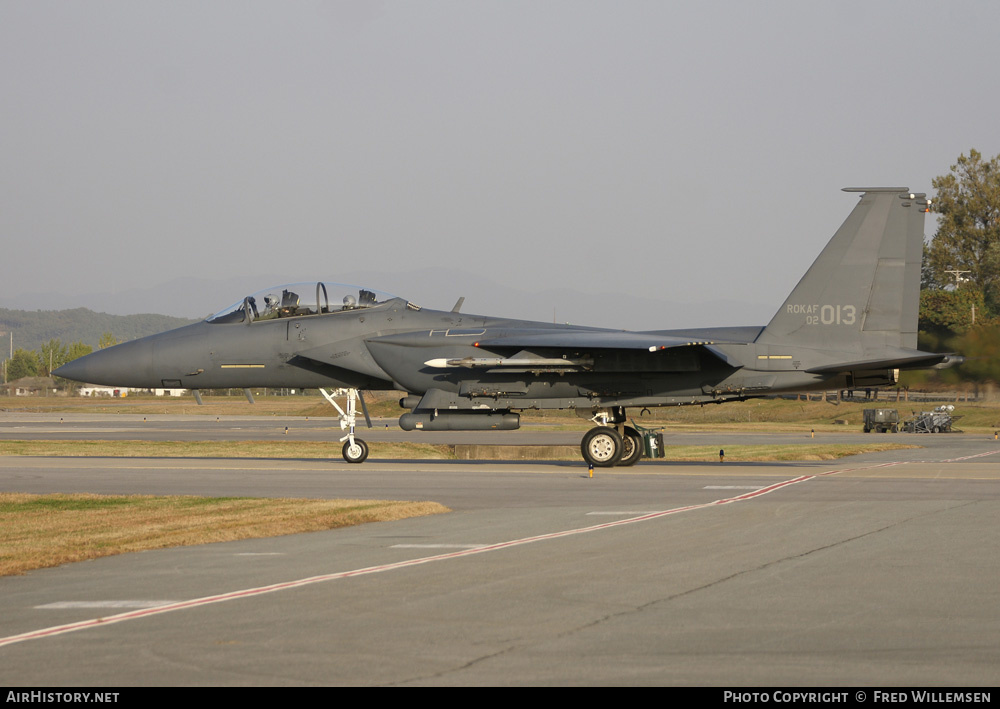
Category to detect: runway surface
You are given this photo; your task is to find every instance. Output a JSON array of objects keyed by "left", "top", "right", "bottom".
[{"left": 1, "top": 414, "right": 998, "bottom": 685}]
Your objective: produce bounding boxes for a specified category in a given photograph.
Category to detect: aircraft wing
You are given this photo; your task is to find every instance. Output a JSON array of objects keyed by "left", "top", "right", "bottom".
[
  {"left": 460, "top": 329, "right": 744, "bottom": 369},
  {"left": 365, "top": 328, "right": 746, "bottom": 372},
  {"left": 805, "top": 351, "right": 952, "bottom": 373}
]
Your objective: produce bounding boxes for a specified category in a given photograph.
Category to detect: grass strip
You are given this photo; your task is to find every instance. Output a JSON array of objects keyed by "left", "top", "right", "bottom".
[
  {"left": 5, "top": 394, "right": 998, "bottom": 430},
  {"left": 0, "top": 440, "right": 917, "bottom": 461},
  {"left": 0, "top": 493, "right": 448, "bottom": 576},
  {"left": 454, "top": 442, "right": 918, "bottom": 461},
  {"left": 0, "top": 440, "right": 454, "bottom": 459}
]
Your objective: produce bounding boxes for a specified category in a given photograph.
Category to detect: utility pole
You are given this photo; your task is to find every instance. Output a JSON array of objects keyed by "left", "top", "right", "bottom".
[{"left": 944, "top": 268, "right": 971, "bottom": 287}]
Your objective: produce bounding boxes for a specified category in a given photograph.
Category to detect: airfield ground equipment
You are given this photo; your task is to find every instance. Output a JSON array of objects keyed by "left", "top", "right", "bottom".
[
  {"left": 862, "top": 408, "right": 900, "bottom": 433},
  {"left": 630, "top": 420, "right": 665, "bottom": 459},
  {"left": 902, "top": 406, "right": 962, "bottom": 434}
]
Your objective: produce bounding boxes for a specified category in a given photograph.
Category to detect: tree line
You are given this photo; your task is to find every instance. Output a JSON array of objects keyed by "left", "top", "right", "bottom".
[
  {"left": 918, "top": 149, "right": 1000, "bottom": 384},
  {"left": 3, "top": 333, "right": 117, "bottom": 384}
]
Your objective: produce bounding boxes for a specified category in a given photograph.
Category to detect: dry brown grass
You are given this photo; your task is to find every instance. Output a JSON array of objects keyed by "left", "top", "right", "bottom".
[
  {"left": 5, "top": 393, "right": 999, "bottom": 431},
  {"left": 0, "top": 493, "right": 449, "bottom": 576},
  {"left": 455, "top": 442, "right": 918, "bottom": 461},
  {"left": 0, "top": 440, "right": 454, "bottom": 459},
  {"left": 0, "top": 439, "right": 916, "bottom": 462},
  {"left": 0, "top": 394, "right": 303, "bottom": 416}
]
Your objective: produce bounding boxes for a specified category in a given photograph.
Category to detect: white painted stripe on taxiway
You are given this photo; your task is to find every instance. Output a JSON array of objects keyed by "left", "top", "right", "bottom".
[{"left": 703, "top": 485, "right": 764, "bottom": 490}]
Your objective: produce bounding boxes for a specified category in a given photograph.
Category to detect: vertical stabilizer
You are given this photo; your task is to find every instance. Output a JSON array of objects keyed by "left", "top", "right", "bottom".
[{"left": 756, "top": 187, "right": 926, "bottom": 353}]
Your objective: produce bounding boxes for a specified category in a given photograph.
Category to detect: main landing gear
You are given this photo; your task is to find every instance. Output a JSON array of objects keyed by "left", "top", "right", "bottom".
[
  {"left": 580, "top": 407, "right": 643, "bottom": 468},
  {"left": 320, "top": 388, "right": 372, "bottom": 463}
]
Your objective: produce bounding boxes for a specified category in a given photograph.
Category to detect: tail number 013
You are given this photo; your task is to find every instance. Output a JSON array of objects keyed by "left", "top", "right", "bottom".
[{"left": 808, "top": 304, "right": 856, "bottom": 326}]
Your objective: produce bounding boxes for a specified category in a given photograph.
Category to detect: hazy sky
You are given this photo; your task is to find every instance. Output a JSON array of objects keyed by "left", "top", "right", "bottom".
[{"left": 2, "top": 1, "right": 998, "bottom": 321}]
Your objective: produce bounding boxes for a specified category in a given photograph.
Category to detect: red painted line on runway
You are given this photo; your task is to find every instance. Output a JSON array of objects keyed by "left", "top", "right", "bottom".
[
  {"left": 817, "top": 461, "right": 905, "bottom": 476},
  {"left": 939, "top": 449, "right": 1000, "bottom": 463},
  {"left": 0, "top": 460, "right": 920, "bottom": 649}
]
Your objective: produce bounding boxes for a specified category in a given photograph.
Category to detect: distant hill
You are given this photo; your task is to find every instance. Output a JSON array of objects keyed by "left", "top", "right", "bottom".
[
  {"left": 0, "top": 268, "right": 775, "bottom": 331},
  {"left": 0, "top": 308, "right": 197, "bottom": 355}
]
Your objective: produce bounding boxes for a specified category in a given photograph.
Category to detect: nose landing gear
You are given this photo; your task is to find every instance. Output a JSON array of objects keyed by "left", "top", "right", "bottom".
[{"left": 320, "top": 387, "right": 373, "bottom": 463}]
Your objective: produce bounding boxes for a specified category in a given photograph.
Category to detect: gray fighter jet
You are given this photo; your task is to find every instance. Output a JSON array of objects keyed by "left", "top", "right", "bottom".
[{"left": 56, "top": 188, "right": 959, "bottom": 466}]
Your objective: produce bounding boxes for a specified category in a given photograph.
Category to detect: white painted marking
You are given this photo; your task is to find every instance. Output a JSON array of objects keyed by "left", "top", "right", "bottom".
[
  {"left": 36, "top": 601, "right": 177, "bottom": 610},
  {"left": 391, "top": 544, "right": 487, "bottom": 549},
  {"left": 940, "top": 450, "right": 1000, "bottom": 463},
  {"left": 586, "top": 511, "right": 660, "bottom": 516},
  {"left": 703, "top": 485, "right": 765, "bottom": 490},
  {"left": 235, "top": 553, "right": 284, "bottom": 556}
]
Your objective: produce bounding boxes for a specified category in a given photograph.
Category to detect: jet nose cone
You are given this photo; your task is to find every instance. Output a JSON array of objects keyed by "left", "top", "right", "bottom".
[
  {"left": 52, "top": 359, "right": 87, "bottom": 381},
  {"left": 53, "top": 338, "right": 155, "bottom": 387}
]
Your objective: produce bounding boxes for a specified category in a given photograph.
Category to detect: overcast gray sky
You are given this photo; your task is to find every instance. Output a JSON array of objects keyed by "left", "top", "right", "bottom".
[{"left": 2, "top": 1, "right": 998, "bottom": 323}]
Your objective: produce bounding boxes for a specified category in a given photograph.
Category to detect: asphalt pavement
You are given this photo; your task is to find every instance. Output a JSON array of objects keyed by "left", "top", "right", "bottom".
[{"left": 0, "top": 414, "right": 997, "bottom": 685}]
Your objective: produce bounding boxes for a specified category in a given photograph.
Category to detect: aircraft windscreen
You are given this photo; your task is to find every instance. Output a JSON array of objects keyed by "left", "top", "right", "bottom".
[{"left": 207, "top": 283, "right": 402, "bottom": 324}]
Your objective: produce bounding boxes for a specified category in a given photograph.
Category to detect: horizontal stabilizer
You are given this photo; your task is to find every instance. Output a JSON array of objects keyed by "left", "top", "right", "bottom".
[{"left": 806, "top": 351, "right": 949, "bottom": 374}]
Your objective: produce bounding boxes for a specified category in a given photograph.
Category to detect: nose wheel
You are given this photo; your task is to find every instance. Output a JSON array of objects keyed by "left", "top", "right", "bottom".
[
  {"left": 320, "top": 388, "right": 373, "bottom": 463},
  {"left": 342, "top": 438, "right": 369, "bottom": 464}
]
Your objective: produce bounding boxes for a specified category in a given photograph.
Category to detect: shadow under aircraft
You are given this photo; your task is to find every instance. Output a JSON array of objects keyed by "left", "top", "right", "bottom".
[{"left": 56, "top": 188, "right": 960, "bottom": 466}]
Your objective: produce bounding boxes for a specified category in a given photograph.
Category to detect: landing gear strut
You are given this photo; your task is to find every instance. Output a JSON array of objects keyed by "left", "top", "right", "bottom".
[
  {"left": 320, "top": 388, "right": 372, "bottom": 463},
  {"left": 580, "top": 407, "right": 643, "bottom": 468}
]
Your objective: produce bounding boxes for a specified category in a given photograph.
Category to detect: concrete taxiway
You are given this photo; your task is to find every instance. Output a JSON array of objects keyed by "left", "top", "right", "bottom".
[{"left": 0, "top": 414, "right": 998, "bottom": 685}]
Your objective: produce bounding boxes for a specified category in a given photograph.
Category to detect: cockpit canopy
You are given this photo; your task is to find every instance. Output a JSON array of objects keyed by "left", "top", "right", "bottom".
[{"left": 207, "top": 282, "right": 408, "bottom": 324}]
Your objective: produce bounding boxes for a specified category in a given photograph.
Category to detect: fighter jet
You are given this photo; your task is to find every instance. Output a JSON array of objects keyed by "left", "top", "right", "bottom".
[{"left": 56, "top": 187, "right": 959, "bottom": 466}]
